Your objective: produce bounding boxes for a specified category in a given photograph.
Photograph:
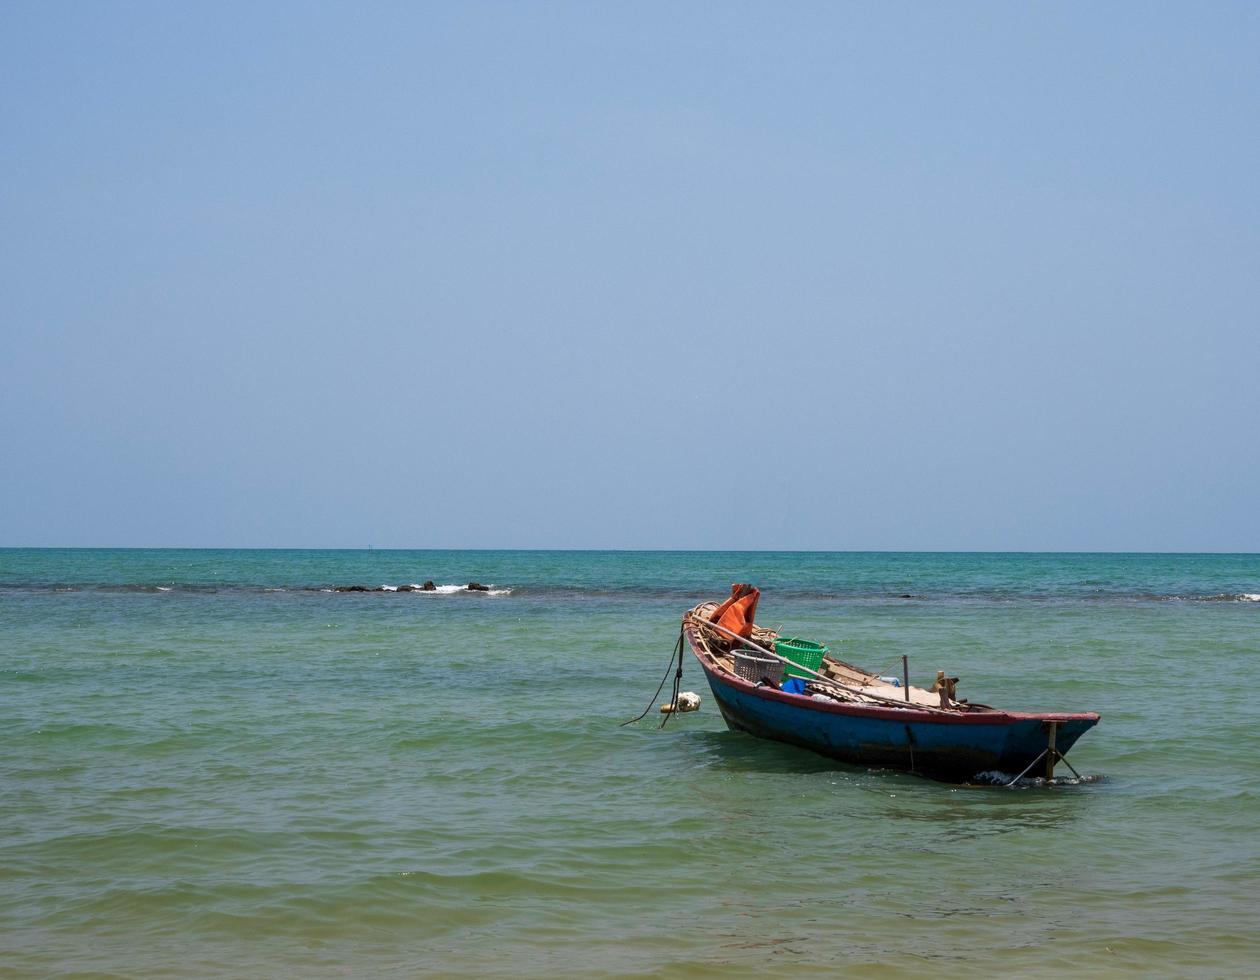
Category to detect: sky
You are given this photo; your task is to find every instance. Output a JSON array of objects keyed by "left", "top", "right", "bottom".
[{"left": 1, "top": 2, "right": 1257, "bottom": 550}]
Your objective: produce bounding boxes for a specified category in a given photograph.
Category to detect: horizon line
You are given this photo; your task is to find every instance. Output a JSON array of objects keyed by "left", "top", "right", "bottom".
[{"left": 2, "top": 546, "right": 1258, "bottom": 556}]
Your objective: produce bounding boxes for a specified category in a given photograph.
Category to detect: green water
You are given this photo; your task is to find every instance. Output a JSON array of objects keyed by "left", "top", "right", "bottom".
[{"left": 2, "top": 550, "right": 1258, "bottom": 977}]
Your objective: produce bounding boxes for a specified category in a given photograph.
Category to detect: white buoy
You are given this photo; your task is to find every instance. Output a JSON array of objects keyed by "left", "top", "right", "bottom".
[{"left": 660, "top": 691, "right": 702, "bottom": 713}]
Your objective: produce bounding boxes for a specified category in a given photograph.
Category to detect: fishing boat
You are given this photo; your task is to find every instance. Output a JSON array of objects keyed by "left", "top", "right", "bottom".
[{"left": 683, "top": 587, "right": 1100, "bottom": 782}]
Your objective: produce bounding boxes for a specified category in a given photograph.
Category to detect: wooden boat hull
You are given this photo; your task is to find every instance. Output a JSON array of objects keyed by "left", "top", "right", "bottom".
[{"left": 689, "top": 629, "right": 1099, "bottom": 782}]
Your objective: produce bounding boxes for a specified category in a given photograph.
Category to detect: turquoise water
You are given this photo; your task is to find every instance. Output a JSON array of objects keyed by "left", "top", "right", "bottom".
[{"left": 2, "top": 550, "right": 1258, "bottom": 977}]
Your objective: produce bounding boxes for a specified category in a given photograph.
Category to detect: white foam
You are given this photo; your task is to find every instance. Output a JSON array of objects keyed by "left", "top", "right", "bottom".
[
  {"left": 417, "top": 584, "right": 511, "bottom": 596},
  {"left": 325, "top": 583, "right": 512, "bottom": 595},
  {"left": 156, "top": 586, "right": 172, "bottom": 592},
  {"left": 1242, "top": 594, "right": 1260, "bottom": 602},
  {"left": 972, "top": 769, "right": 1095, "bottom": 787}
]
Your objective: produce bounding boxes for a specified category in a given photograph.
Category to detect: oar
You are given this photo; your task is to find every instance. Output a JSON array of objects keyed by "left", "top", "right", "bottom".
[{"left": 689, "top": 614, "right": 955, "bottom": 715}]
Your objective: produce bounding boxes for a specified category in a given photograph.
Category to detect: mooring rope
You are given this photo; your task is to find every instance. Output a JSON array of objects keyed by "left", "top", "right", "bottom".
[
  {"left": 659, "top": 636, "right": 684, "bottom": 730},
  {"left": 873, "top": 656, "right": 906, "bottom": 682},
  {"left": 620, "top": 626, "right": 684, "bottom": 728}
]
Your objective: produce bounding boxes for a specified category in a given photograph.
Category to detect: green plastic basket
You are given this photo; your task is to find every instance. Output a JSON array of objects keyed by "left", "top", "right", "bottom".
[{"left": 775, "top": 637, "right": 829, "bottom": 679}]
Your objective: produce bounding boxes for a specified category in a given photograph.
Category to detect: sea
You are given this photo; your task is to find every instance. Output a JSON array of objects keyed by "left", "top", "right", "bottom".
[{"left": 2, "top": 549, "right": 1258, "bottom": 978}]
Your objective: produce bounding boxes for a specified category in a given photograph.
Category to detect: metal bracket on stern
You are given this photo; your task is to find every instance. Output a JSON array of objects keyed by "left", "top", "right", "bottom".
[{"left": 1004, "top": 721, "right": 1083, "bottom": 787}]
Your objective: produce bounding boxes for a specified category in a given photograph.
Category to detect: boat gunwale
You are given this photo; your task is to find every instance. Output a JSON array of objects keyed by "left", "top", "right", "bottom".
[{"left": 683, "top": 616, "right": 1100, "bottom": 727}]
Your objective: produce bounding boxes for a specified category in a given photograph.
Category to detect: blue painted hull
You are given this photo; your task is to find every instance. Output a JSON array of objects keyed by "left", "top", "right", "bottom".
[{"left": 701, "top": 662, "right": 1098, "bottom": 782}]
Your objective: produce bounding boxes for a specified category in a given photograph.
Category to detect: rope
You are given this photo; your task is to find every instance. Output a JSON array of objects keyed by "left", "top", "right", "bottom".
[
  {"left": 873, "top": 657, "right": 906, "bottom": 682},
  {"left": 659, "top": 636, "right": 684, "bottom": 730},
  {"left": 620, "top": 627, "right": 683, "bottom": 728}
]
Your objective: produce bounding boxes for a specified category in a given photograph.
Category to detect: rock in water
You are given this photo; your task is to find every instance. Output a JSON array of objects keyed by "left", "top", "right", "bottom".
[
  {"left": 421, "top": 581, "right": 437, "bottom": 591},
  {"left": 466, "top": 582, "right": 490, "bottom": 592}
]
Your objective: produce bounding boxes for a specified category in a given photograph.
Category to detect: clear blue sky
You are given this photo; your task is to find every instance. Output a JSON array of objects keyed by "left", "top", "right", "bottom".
[{"left": 2, "top": 2, "right": 1257, "bottom": 550}]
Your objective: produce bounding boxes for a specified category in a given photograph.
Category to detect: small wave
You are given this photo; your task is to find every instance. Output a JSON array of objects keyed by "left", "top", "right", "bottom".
[
  {"left": 1168, "top": 593, "right": 1260, "bottom": 603},
  {"left": 422, "top": 583, "right": 512, "bottom": 596},
  {"left": 324, "top": 583, "right": 512, "bottom": 595},
  {"left": 423, "top": 584, "right": 511, "bottom": 595},
  {"left": 971, "top": 770, "right": 1104, "bottom": 788},
  {"left": 156, "top": 587, "right": 172, "bottom": 592}
]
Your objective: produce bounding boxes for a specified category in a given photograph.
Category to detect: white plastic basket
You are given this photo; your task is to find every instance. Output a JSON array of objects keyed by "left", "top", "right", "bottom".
[{"left": 731, "top": 649, "right": 784, "bottom": 686}]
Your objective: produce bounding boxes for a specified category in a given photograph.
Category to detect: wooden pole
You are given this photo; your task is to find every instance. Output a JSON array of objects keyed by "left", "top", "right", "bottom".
[
  {"left": 902, "top": 655, "right": 910, "bottom": 701},
  {"left": 1045, "top": 721, "right": 1058, "bottom": 780}
]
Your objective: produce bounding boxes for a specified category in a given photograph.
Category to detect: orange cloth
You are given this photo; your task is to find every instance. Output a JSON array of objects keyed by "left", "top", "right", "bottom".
[
  {"left": 708, "top": 583, "right": 749, "bottom": 624},
  {"left": 710, "top": 583, "right": 760, "bottom": 642}
]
